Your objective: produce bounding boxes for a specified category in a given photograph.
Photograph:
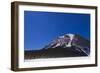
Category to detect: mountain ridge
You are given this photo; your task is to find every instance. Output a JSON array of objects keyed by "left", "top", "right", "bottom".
[{"left": 25, "top": 34, "right": 90, "bottom": 59}]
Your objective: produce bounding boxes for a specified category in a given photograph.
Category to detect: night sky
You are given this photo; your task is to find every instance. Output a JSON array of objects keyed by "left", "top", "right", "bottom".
[{"left": 24, "top": 11, "right": 90, "bottom": 50}]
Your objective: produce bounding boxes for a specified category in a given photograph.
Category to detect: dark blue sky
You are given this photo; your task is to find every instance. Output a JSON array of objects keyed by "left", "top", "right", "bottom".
[{"left": 24, "top": 11, "right": 90, "bottom": 50}]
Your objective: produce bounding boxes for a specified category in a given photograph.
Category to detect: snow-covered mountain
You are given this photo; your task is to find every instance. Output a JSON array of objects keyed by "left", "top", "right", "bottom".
[
  {"left": 44, "top": 34, "right": 90, "bottom": 56},
  {"left": 44, "top": 34, "right": 74, "bottom": 48},
  {"left": 25, "top": 34, "right": 90, "bottom": 59}
]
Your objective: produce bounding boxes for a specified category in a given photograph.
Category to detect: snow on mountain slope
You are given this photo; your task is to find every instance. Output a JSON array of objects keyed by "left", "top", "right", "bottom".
[{"left": 44, "top": 34, "right": 90, "bottom": 55}]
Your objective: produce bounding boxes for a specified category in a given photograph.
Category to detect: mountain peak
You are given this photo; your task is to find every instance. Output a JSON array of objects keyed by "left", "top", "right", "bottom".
[
  {"left": 43, "top": 34, "right": 90, "bottom": 56},
  {"left": 44, "top": 34, "right": 75, "bottom": 49},
  {"left": 25, "top": 34, "right": 90, "bottom": 59},
  {"left": 59, "top": 33, "right": 74, "bottom": 38}
]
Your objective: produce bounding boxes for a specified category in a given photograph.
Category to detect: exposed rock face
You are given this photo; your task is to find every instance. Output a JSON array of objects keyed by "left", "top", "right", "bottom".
[{"left": 25, "top": 34, "right": 90, "bottom": 59}]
